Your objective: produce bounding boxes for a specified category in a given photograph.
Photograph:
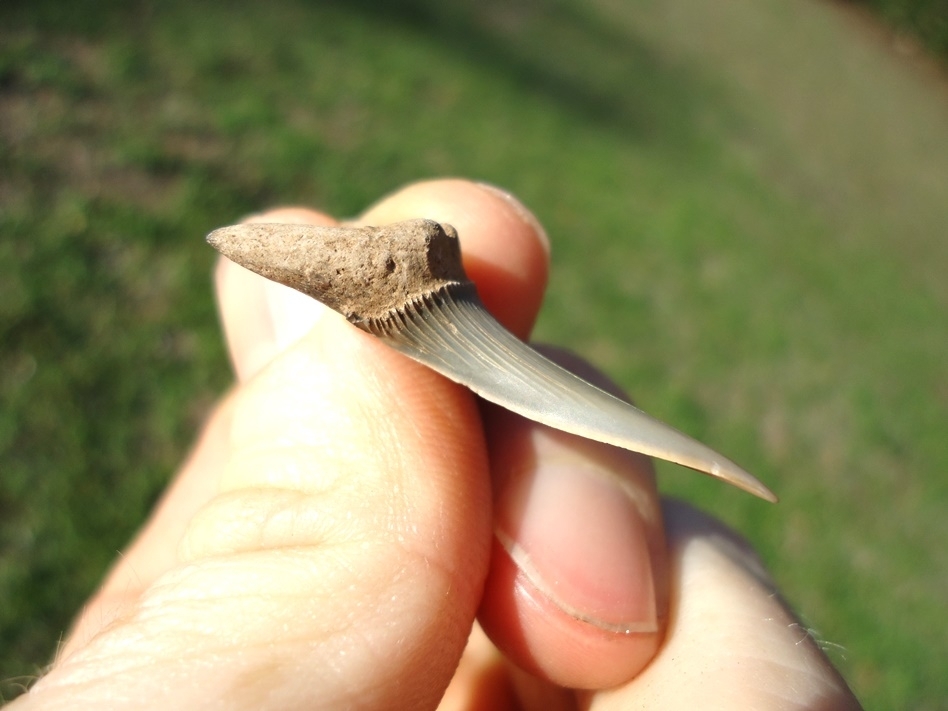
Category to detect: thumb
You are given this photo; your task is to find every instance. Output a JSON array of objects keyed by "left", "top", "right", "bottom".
[
  {"left": 20, "top": 180, "right": 550, "bottom": 711},
  {"left": 20, "top": 232, "right": 493, "bottom": 711},
  {"left": 189, "top": 304, "right": 495, "bottom": 708}
]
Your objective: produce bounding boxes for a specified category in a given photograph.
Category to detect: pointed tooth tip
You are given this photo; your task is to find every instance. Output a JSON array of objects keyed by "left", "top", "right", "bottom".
[
  {"left": 756, "top": 485, "right": 779, "bottom": 504},
  {"left": 710, "top": 461, "right": 778, "bottom": 503}
]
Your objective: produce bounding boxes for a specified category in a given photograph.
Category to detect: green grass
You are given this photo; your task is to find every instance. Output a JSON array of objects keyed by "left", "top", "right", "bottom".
[
  {"left": 2, "top": 0, "right": 947, "bottom": 707},
  {"left": 860, "top": 0, "right": 948, "bottom": 58}
]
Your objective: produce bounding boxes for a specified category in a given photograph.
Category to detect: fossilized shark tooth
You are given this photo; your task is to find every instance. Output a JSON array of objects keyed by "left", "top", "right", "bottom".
[{"left": 207, "top": 218, "right": 776, "bottom": 502}]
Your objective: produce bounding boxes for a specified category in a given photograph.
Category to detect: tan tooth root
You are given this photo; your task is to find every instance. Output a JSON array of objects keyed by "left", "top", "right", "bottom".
[{"left": 207, "top": 219, "right": 469, "bottom": 326}]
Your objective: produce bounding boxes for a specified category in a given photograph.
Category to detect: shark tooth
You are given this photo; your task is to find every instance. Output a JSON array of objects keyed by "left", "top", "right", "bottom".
[{"left": 207, "top": 218, "right": 776, "bottom": 502}]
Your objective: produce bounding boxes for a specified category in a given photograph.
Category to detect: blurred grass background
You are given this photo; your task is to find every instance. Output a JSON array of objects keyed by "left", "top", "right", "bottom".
[
  {"left": 2, "top": 0, "right": 946, "bottom": 707},
  {"left": 862, "top": 0, "right": 948, "bottom": 56}
]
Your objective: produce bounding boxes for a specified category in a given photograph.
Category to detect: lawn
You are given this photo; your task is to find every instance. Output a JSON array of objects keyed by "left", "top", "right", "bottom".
[{"left": 2, "top": 0, "right": 947, "bottom": 707}]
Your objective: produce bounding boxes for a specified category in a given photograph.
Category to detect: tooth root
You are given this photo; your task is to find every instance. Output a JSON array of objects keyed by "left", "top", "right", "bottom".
[{"left": 368, "top": 286, "right": 777, "bottom": 503}]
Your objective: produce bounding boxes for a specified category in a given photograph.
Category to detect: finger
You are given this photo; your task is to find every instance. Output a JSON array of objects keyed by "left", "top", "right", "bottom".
[
  {"left": 38, "top": 183, "right": 552, "bottom": 710},
  {"left": 478, "top": 352, "right": 668, "bottom": 691},
  {"left": 59, "top": 207, "right": 337, "bottom": 656},
  {"left": 583, "top": 501, "right": 862, "bottom": 710},
  {"left": 438, "top": 624, "right": 517, "bottom": 711},
  {"left": 357, "top": 179, "right": 549, "bottom": 338},
  {"left": 35, "top": 325, "right": 491, "bottom": 709},
  {"left": 70, "top": 182, "right": 550, "bottom": 642},
  {"left": 361, "top": 184, "right": 669, "bottom": 689}
]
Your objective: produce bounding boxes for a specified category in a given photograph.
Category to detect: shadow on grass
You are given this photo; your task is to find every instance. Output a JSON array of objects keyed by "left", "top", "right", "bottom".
[
  {"left": 5, "top": 0, "right": 720, "bottom": 149},
  {"left": 315, "top": 0, "right": 712, "bottom": 148}
]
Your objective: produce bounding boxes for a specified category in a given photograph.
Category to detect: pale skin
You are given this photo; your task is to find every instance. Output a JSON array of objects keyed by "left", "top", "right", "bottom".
[{"left": 12, "top": 180, "right": 862, "bottom": 710}]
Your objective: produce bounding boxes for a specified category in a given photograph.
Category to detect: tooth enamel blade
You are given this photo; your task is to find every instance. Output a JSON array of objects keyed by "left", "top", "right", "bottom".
[{"left": 366, "top": 286, "right": 777, "bottom": 503}]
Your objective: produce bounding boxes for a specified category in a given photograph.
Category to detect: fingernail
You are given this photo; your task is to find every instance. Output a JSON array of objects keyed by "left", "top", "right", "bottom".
[
  {"left": 475, "top": 182, "right": 550, "bottom": 255},
  {"left": 265, "top": 281, "right": 328, "bottom": 352},
  {"left": 495, "top": 429, "right": 658, "bottom": 633},
  {"left": 239, "top": 212, "right": 331, "bottom": 352}
]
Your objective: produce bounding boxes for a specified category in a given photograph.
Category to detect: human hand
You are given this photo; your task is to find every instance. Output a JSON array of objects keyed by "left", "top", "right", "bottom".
[{"left": 13, "top": 180, "right": 861, "bottom": 709}]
